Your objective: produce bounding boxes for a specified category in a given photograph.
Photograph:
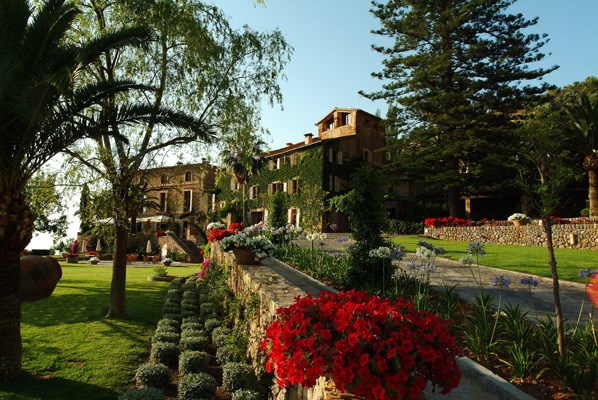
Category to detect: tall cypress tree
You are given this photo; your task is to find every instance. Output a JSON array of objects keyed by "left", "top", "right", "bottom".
[
  {"left": 364, "top": 0, "right": 557, "bottom": 216},
  {"left": 78, "top": 184, "right": 92, "bottom": 234}
]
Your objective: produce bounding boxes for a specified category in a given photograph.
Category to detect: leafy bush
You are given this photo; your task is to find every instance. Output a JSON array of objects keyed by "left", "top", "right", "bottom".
[
  {"left": 182, "top": 316, "right": 202, "bottom": 325},
  {"left": 222, "top": 363, "right": 257, "bottom": 392},
  {"left": 232, "top": 389, "right": 260, "bottom": 400},
  {"left": 179, "top": 335, "right": 210, "bottom": 352},
  {"left": 162, "top": 312, "right": 181, "bottom": 322},
  {"left": 181, "top": 327, "right": 207, "bottom": 340},
  {"left": 212, "top": 326, "right": 232, "bottom": 347},
  {"left": 386, "top": 219, "right": 424, "bottom": 235},
  {"left": 179, "top": 350, "right": 210, "bottom": 374},
  {"left": 155, "top": 324, "right": 179, "bottom": 335},
  {"left": 200, "top": 303, "right": 214, "bottom": 317},
  {"left": 157, "top": 318, "right": 180, "bottom": 331},
  {"left": 134, "top": 362, "right": 172, "bottom": 388},
  {"left": 182, "top": 303, "right": 200, "bottom": 313},
  {"left": 181, "top": 321, "right": 203, "bottom": 331},
  {"left": 581, "top": 207, "right": 590, "bottom": 217},
  {"left": 162, "top": 304, "right": 180, "bottom": 315},
  {"left": 118, "top": 387, "right": 163, "bottom": 400},
  {"left": 267, "top": 191, "right": 287, "bottom": 228},
  {"left": 150, "top": 342, "right": 179, "bottom": 367},
  {"left": 204, "top": 318, "right": 221, "bottom": 333},
  {"left": 163, "top": 298, "right": 180, "bottom": 307},
  {"left": 152, "top": 331, "right": 180, "bottom": 344},
  {"left": 153, "top": 265, "right": 168, "bottom": 277},
  {"left": 178, "top": 372, "right": 217, "bottom": 400}
]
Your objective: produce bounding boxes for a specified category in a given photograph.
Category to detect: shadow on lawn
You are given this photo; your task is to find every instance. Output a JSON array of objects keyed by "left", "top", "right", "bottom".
[{"left": 0, "top": 375, "right": 118, "bottom": 400}]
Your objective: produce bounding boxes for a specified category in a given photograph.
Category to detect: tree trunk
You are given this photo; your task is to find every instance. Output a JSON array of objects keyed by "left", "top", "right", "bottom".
[
  {"left": 588, "top": 168, "right": 598, "bottom": 217},
  {"left": 448, "top": 187, "right": 464, "bottom": 217},
  {"left": 0, "top": 191, "right": 35, "bottom": 379},
  {"left": 542, "top": 219, "right": 565, "bottom": 356},
  {"left": 107, "top": 224, "right": 128, "bottom": 318}
]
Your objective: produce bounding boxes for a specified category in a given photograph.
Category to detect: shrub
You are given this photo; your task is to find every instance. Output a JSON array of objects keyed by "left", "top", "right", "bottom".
[
  {"left": 179, "top": 350, "right": 210, "bottom": 374},
  {"left": 164, "top": 298, "right": 180, "bottom": 307},
  {"left": 386, "top": 219, "right": 424, "bottom": 235},
  {"left": 157, "top": 318, "right": 180, "bottom": 331},
  {"left": 212, "top": 326, "right": 231, "bottom": 347},
  {"left": 178, "top": 372, "right": 217, "bottom": 400},
  {"left": 581, "top": 208, "right": 590, "bottom": 217},
  {"left": 166, "top": 288, "right": 181, "bottom": 298},
  {"left": 155, "top": 324, "right": 179, "bottom": 335},
  {"left": 181, "top": 327, "right": 207, "bottom": 340},
  {"left": 181, "top": 321, "right": 203, "bottom": 331},
  {"left": 200, "top": 303, "right": 214, "bottom": 317},
  {"left": 180, "top": 335, "right": 210, "bottom": 352},
  {"left": 182, "top": 309, "right": 199, "bottom": 319},
  {"left": 222, "top": 363, "right": 257, "bottom": 392},
  {"left": 204, "top": 318, "right": 221, "bottom": 333},
  {"left": 182, "top": 316, "right": 202, "bottom": 325},
  {"left": 152, "top": 331, "right": 180, "bottom": 344},
  {"left": 163, "top": 312, "right": 181, "bottom": 322},
  {"left": 232, "top": 389, "right": 260, "bottom": 400},
  {"left": 150, "top": 342, "right": 179, "bottom": 367},
  {"left": 118, "top": 387, "right": 163, "bottom": 400},
  {"left": 162, "top": 305, "right": 181, "bottom": 315},
  {"left": 134, "top": 362, "right": 172, "bottom": 388},
  {"left": 268, "top": 191, "right": 287, "bottom": 228},
  {"left": 182, "top": 303, "right": 200, "bottom": 313},
  {"left": 216, "top": 344, "right": 233, "bottom": 365}
]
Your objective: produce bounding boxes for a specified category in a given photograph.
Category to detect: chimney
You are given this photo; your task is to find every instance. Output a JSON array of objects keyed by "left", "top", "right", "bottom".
[
  {"left": 304, "top": 133, "right": 313, "bottom": 145},
  {"left": 201, "top": 158, "right": 207, "bottom": 164},
  {"left": 286, "top": 142, "right": 294, "bottom": 147}
]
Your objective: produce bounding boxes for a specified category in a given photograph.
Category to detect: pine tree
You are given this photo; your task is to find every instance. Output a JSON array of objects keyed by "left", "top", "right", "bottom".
[
  {"left": 364, "top": 0, "right": 557, "bottom": 216},
  {"left": 78, "top": 184, "right": 92, "bottom": 234}
]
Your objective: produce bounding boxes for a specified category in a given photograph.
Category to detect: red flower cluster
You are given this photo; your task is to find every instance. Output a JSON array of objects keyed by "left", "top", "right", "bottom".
[
  {"left": 261, "top": 290, "right": 461, "bottom": 400},
  {"left": 549, "top": 216, "right": 597, "bottom": 225},
  {"left": 87, "top": 251, "right": 99, "bottom": 257},
  {"left": 155, "top": 230, "right": 166, "bottom": 237},
  {"left": 424, "top": 216, "right": 472, "bottom": 227},
  {"left": 65, "top": 253, "right": 79, "bottom": 258},
  {"left": 227, "top": 222, "right": 244, "bottom": 233},
  {"left": 207, "top": 228, "right": 231, "bottom": 243}
]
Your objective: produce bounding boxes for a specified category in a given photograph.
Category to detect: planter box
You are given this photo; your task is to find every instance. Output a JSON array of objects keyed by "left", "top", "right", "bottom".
[
  {"left": 66, "top": 257, "right": 79, "bottom": 264},
  {"left": 147, "top": 275, "right": 176, "bottom": 282},
  {"left": 232, "top": 248, "right": 260, "bottom": 265}
]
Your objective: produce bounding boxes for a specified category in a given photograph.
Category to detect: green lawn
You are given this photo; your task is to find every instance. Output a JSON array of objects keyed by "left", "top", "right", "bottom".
[
  {"left": 0, "top": 263, "right": 199, "bottom": 400},
  {"left": 390, "top": 235, "right": 598, "bottom": 283}
]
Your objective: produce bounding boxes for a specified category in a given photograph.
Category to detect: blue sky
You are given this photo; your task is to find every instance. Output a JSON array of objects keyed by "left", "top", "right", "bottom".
[{"left": 220, "top": 0, "right": 598, "bottom": 150}]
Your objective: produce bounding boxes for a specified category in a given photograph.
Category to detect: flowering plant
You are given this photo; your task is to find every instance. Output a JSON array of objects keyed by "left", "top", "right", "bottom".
[
  {"left": 227, "top": 222, "right": 244, "bottom": 233},
  {"left": 65, "top": 253, "right": 79, "bottom": 258},
  {"left": 207, "top": 228, "right": 231, "bottom": 243},
  {"left": 155, "top": 230, "right": 167, "bottom": 237},
  {"left": 261, "top": 290, "right": 461, "bottom": 400},
  {"left": 87, "top": 251, "right": 99, "bottom": 257},
  {"left": 424, "top": 216, "right": 472, "bottom": 227},
  {"left": 507, "top": 213, "right": 531, "bottom": 222},
  {"left": 220, "top": 233, "right": 276, "bottom": 260},
  {"left": 89, "top": 256, "right": 99, "bottom": 263},
  {"left": 206, "top": 222, "right": 226, "bottom": 231},
  {"left": 162, "top": 257, "right": 173, "bottom": 264}
]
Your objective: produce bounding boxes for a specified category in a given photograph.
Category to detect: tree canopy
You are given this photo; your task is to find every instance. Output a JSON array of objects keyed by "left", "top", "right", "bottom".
[{"left": 364, "top": 0, "right": 557, "bottom": 215}]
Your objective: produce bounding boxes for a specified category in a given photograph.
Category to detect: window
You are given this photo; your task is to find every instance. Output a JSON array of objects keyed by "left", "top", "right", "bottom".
[
  {"left": 230, "top": 178, "right": 239, "bottom": 191},
  {"left": 288, "top": 178, "right": 299, "bottom": 195},
  {"left": 328, "top": 148, "right": 334, "bottom": 163},
  {"left": 184, "top": 171, "right": 192, "bottom": 182},
  {"left": 159, "top": 192, "right": 167, "bottom": 211},
  {"left": 288, "top": 207, "right": 300, "bottom": 227},
  {"left": 290, "top": 153, "right": 299, "bottom": 166},
  {"left": 362, "top": 149, "right": 372, "bottom": 163},
  {"left": 183, "top": 190, "right": 192, "bottom": 212},
  {"left": 329, "top": 175, "right": 335, "bottom": 192},
  {"left": 249, "top": 185, "right": 259, "bottom": 200},
  {"left": 341, "top": 112, "right": 351, "bottom": 126},
  {"left": 337, "top": 151, "right": 343, "bottom": 165},
  {"left": 326, "top": 117, "right": 335, "bottom": 131},
  {"left": 268, "top": 182, "right": 285, "bottom": 194},
  {"left": 161, "top": 174, "right": 167, "bottom": 184}
]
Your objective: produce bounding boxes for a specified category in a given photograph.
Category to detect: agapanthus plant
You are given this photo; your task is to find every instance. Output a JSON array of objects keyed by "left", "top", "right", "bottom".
[{"left": 261, "top": 290, "right": 461, "bottom": 400}]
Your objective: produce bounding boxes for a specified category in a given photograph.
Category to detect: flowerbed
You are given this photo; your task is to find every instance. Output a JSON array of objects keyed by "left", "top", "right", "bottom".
[{"left": 261, "top": 290, "right": 461, "bottom": 400}]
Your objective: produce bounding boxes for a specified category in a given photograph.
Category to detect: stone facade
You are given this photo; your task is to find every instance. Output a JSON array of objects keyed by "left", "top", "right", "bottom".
[{"left": 425, "top": 222, "right": 598, "bottom": 249}]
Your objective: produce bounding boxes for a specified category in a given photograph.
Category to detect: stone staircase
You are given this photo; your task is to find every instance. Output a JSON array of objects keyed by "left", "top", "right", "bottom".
[{"left": 165, "top": 233, "right": 203, "bottom": 263}]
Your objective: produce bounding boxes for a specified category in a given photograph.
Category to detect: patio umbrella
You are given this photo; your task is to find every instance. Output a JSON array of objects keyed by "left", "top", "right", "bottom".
[
  {"left": 81, "top": 240, "right": 87, "bottom": 253},
  {"left": 96, "top": 240, "right": 102, "bottom": 252},
  {"left": 146, "top": 240, "right": 152, "bottom": 254}
]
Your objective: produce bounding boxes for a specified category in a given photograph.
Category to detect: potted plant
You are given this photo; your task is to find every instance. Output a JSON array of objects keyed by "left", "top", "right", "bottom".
[
  {"left": 162, "top": 257, "right": 173, "bottom": 266},
  {"left": 220, "top": 233, "right": 275, "bottom": 265},
  {"left": 147, "top": 265, "right": 175, "bottom": 282},
  {"left": 89, "top": 256, "right": 99, "bottom": 265},
  {"left": 508, "top": 213, "right": 531, "bottom": 226},
  {"left": 261, "top": 290, "right": 461, "bottom": 400},
  {"left": 65, "top": 253, "right": 79, "bottom": 263}
]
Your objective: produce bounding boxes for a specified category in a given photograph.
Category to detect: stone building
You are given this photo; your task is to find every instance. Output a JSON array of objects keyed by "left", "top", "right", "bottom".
[
  {"left": 217, "top": 108, "right": 389, "bottom": 232},
  {"left": 137, "top": 162, "right": 217, "bottom": 242}
]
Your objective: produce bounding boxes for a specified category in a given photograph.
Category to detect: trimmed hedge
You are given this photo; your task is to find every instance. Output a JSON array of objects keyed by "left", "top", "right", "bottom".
[
  {"left": 179, "top": 350, "right": 210, "bottom": 374},
  {"left": 134, "top": 362, "right": 172, "bottom": 388},
  {"left": 178, "top": 372, "right": 217, "bottom": 400}
]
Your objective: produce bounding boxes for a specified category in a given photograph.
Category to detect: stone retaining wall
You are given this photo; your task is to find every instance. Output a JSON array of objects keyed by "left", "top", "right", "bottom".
[
  {"left": 212, "top": 243, "right": 350, "bottom": 400},
  {"left": 424, "top": 223, "right": 598, "bottom": 249}
]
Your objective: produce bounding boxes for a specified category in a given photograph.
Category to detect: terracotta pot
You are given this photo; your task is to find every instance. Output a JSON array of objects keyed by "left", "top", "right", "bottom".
[
  {"left": 232, "top": 248, "right": 260, "bottom": 265},
  {"left": 147, "top": 275, "right": 175, "bottom": 282},
  {"left": 66, "top": 257, "right": 79, "bottom": 264},
  {"left": 163, "top": 262, "right": 172, "bottom": 266},
  {"left": 512, "top": 220, "right": 528, "bottom": 227}
]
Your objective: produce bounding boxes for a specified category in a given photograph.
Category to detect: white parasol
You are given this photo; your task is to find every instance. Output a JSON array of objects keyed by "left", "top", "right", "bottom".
[
  {"left": 146, "top": 240, "right": 152, "bottom": 254},
  {"left": 96, "top": 240, "right": 102, "bottom": 252},
  {"left": 81, "top": 240, "right": 87, "bottom": 253}
]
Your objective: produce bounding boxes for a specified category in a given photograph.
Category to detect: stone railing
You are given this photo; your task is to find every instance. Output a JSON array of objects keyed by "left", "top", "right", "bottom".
[{"left": 424, "top": 222, "right": 598, "bottom": 249}]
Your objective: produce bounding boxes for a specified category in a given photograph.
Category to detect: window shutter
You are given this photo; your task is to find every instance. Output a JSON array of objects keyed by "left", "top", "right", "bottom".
[
  {"left": 290, "top": 153, "right": 298, "bottom": 166},
  {"left": 296, "top": 179, "right": 300, "bottom": 194},
  {"left": 268, "top": 183, "right": 273, "bottom": 194},
  {"left": 338, "top": 151, "right": 343, "bottom": 165},
  {"left": 249, "top": 187, "right": 254, "bottom": 200},
  {"left": 335, "top": 176, "right": 340, "bottom": 191},
  {"left": 283, "top": 182, "right": 288, "bottom": 192}
]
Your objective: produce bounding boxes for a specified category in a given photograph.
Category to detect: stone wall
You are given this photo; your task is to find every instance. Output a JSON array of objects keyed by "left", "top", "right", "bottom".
[{"left": 424, "top": 222, "right": 598, "bottom": 249}]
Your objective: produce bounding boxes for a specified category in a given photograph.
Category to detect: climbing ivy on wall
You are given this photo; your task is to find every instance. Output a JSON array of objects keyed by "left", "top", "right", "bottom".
[{"left": 216, "top": 146, "right": 327, "bottom": 228}]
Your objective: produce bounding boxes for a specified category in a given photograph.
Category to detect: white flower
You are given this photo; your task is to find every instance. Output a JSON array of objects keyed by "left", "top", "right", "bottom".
[
  {"left": 369, "top": 246, "right": 392, "bottom": 259},
  {"left": 507, "top": 213, "right": 530, "bottom": 222}
]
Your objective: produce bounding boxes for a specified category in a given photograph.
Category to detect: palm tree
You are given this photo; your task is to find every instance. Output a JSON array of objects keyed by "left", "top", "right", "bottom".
[
  {"left": 0, "top": 0, "right": 207, "bottom": 379},
  {"left": 565, "top": 93, "right": 598, "bottom": 217}
]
